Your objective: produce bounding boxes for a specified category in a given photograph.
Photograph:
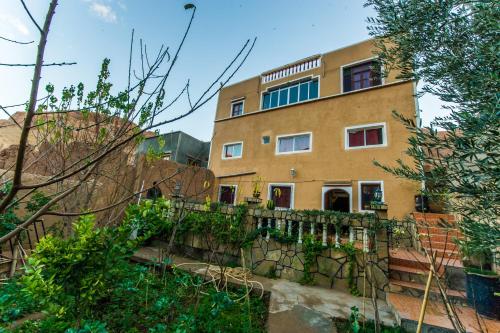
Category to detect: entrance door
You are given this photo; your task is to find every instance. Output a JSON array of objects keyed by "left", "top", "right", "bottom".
[{"left": 323, "top": 188, "right": 351, "bottom": 212}]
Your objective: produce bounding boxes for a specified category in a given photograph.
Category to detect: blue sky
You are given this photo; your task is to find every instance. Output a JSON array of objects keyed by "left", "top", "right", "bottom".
[{"left": 0, "top": 0, "right": 444, "bottom": 141}]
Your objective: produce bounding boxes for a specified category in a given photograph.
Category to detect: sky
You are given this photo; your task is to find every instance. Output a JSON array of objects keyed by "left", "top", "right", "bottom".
[{"left": 0, "top": 0, "right": 446, "bottom": 141}]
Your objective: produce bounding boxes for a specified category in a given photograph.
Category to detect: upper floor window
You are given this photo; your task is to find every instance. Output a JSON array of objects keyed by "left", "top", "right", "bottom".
[
  {"left": 345, "top": 123, "right": 386, "bottom": 149},
  {"left": 222, "top": 142, "right": 243, "bottom": 159},
  {"left": 276, "top": 133, "right": 312, "bottom": 154},
  {"left": 342, "top": 60, "right": 381, "bottom": 93},
  {"left": 231, "top": 100, "right": 244, "bottom": 117},
  {"left": 262, "top": 78, "right": 319, "bottom": 110}
]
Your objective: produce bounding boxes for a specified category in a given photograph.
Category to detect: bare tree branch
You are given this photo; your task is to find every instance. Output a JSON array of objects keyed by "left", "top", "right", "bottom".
[
  {"left": 0, "top": 0, "right": 59, "bottom": 213},
  {"left": 19, "top": 0, "right": 43, "bottom": 34},
  {"left": 0, "top": 105, "right": 22, "bottom": 129},
  {"left": 0, "top": 61, "right": 76, "bottom": 67},
  {"left": 0, "top": 35, "right": 34, "bottom": 45}
]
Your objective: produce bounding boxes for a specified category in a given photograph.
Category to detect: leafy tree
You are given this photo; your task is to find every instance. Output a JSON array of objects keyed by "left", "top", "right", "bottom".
[
  {"left": 366, "top": 0, "right": 499, "bottom": 267},
  {"left": 0, "top": 0, "right": 254, "bottom": 245}
]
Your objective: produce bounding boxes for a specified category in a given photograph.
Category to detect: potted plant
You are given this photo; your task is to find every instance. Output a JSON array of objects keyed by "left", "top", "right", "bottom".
[
  {"left": 266, "top": 199, "right": 275, "bottom": 210},
  {"left": 252, "top": 176, "right": 263, "bottom": 198},
  {"left": 460, "top": 240, "right": 499, "bottom": 319}
]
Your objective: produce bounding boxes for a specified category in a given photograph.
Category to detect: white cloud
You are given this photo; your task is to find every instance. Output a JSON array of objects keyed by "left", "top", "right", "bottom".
[
  {"left": 0, "top": 13, "right": 30, "bottom": 36},
  {"left": 89, "top": 2, "right": 118, "bottom": 23}
]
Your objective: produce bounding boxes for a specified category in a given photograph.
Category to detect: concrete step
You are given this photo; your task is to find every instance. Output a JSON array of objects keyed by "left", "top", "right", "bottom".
[
  {"left": 389, "top": 264, "right": 441, "bottom": 285},
  {"left": 389, "top": 279, "right": 466, "bottom": 305},
  {"left": 389, "top": 248, "right": 462, "bottom": 270},
  {"left": 428, "top": 249, "right": 461, "bottom": 261},
  {"left": 416, "top": 226, "right": 461, "bottom": 237},
  {"left": 417, "top": 234, "right": 463, "bottom": 243},
  {"left": 420, "top": 239, "right": 459, "bottom": 251},
  {"left": 387, "top": 292, "right": 500, "bottom": 333}
]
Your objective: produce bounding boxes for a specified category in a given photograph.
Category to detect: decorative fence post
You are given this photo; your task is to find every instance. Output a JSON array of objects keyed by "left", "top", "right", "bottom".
[
  {"left": 363, "top": 228, "right": 369, "bottom": 253},
  {"left": 322, "top": 224, "right": 327, "bottom": 246},
  {"left": 311, "top": 222, "right": 315, "bottom": 236},
  {"left": 266, "top": 218, "right": 270, "bottom": 241},
  {"left": 349, "top": 227, "right": 355, "bottom": 243},
  {"left": 287, "top": 220, "right": 292, "bottom": 237},
  {"left": 298, "top": 221, "right": 303, "bottom": 244}
]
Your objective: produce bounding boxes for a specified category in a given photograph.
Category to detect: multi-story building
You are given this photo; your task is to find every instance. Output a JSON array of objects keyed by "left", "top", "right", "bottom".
[
  {"left": 208, "top": 39, "right": 419, "bottom": 219},
  {"left": 138, "top": 131, "right": 210, "bottom": 167}
]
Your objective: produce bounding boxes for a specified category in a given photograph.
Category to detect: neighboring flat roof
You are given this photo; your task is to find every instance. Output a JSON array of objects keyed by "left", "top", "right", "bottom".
[{"left": 145, "top": 130, "right": 209, "bottom": 144}]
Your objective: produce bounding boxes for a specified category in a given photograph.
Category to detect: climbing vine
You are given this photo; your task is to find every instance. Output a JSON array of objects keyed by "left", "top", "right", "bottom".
[
  {"left": 337, "top": 242, "right": 361, "bottom": 296},
  {"left": 300, "top": 234, "right": 324, "bottom": 285},
  {"left": 127, "top": 201, "right": 382, "bottom": 296}
]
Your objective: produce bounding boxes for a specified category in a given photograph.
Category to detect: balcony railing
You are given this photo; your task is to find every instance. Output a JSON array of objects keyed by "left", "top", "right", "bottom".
[{"left": 261, "top": 57, "right": 321, "bottom": 84}]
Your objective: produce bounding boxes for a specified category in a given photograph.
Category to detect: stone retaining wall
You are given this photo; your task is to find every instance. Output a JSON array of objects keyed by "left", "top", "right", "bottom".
[{"left": 169, "top": 202, "right": 390, "bottom": 298}]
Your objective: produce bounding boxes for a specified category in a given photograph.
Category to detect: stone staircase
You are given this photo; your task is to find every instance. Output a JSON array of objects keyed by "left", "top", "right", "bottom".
[{"left": 386, "top": 213, "right": 478, "bottom": 332}]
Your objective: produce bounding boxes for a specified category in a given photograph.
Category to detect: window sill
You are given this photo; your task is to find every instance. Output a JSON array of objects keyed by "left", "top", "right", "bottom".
[
  {"left": 275, "top": 150, "right": 312, "bottom": 155},
  {"left": 221, "top": 156, "right": 242, "bottom": 160},
  {"left": 345, "top": 144, "right": 387, "bottom": 151}
]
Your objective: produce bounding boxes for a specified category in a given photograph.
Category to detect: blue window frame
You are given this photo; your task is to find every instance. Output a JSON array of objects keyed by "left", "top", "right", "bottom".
[
  {"left": 309, "top": 79, "right": 318, "bottom": 99},
  {"left": 299, "top": 82, "right": 309, "bottom": 101},
  {"left": 262, "top": 93, "right": 270, "bottom": 110},
  {"left": 270, "top": 90, "right": 279, "bottom": 108},
  {"left": 289, "top": 85, "right": 299, "bottom": 103},
  {"left": 262, "top": 78, "right": 319, "bottom": 110},
  {"left": 279, "top": 89, "right": 288, "bottom": 106}
]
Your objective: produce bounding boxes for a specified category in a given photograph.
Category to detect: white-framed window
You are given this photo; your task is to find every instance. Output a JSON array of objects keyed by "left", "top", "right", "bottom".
[
  {"left": 268, "top": 183, "right": 295, "bottom": 209},
  {"left": 345, "top": 123, "right": 387, "bottom": 150},
  {"left": 358, "top": 181, "right": 384, "bottom": 212},
  {"left": 218, "top": 184, "right": 237, "bottom": 205},
  {"left": 230, "top": 99, "right": 244, "bottom": 117},
  {"left": 222, "top": 142, "right": 243, "bottom": 159},
  {"left": 276, "top": 132, "right": 312, "bottom": 155}
]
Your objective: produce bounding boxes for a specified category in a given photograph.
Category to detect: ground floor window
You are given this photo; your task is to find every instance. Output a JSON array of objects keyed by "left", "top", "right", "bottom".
[
  {"left": 269, "top": 184, "right": 294, "bottom": 209},
  {"left": 219, "top": 185, "right": 237, "bottom": 204},
  {"left": 359, "top": 181, "right": 383, "bottom": 211}
]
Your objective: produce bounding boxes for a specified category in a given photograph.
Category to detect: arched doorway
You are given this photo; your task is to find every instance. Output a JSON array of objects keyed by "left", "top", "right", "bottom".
[{"left": 324, "top": 189, "right": 350, "bottom": 212}]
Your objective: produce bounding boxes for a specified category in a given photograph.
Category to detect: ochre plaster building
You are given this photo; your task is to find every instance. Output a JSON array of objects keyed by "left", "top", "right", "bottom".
[{"left": 209, "top": 39, "right": 420, "bottom": 219}]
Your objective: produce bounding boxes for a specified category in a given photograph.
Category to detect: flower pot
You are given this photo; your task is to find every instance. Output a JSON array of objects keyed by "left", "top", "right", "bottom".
[
  {"left": 465, "top": 270, "right": 500, "bottom": 319},
  {"left": 253, "top": 191, "right": 261, "bottom": 198}
]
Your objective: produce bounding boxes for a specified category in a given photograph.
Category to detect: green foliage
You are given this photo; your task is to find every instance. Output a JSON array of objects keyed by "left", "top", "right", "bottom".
[
  {"left": 349, "top": 306, "right": 360, "bottom": 333},
  {"left": 298, "top": 235, "right": 360, "bottom": 295},
  {"left": 1, "top": 214, "right": 266, "bottom": 332},
  {"left": 338, "top": 243, "right": 361, "bottom": 296},
  {"left": 0, "top": 279, "right": 40, "bottom": 324},
  {"left": 366, "top": 0, "right": 500, "bottom": 266},
  {"left": 21, "top": 214, "right": 135, "bottom": 318},
  {"left": 300, "top": 234, "right": 325, "bottom": 285},
  {"left": 265, "top": 200, "right": 275, "bottom": 210},
  {"left": 123, "top": 198, "right": 173, "bottom": 240},
  {"left": 333, "top": 306, "right": 409, "bottom": 333},
  {"left": 24, "top": 191, "right": 51, "bottom": 216},
  {"left": 182, "top": 203, "right": 249, "bottom": 248},
  {"left": 0, "top": 182, "right": 21, "bottom": 237},
  {"left": 0, "top": 183, "right": 52, "bottom": 238}
]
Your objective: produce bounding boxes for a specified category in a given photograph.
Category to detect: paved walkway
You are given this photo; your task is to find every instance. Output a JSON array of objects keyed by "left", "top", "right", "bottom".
[{"left": 134, "top": 247, "right": 397, "bottom": 333}]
